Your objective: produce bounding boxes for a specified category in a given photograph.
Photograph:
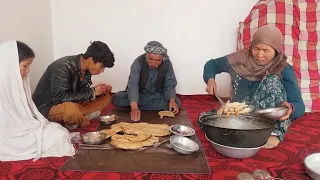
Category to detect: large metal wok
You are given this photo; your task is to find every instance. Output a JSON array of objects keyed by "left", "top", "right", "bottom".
[{"left": 198, "top": 110, "right": 275, "bottom": 148}]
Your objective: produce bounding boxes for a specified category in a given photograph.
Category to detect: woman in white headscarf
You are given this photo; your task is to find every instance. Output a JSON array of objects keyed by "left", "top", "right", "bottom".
[{"left": 0, "top": 40, "right": 75, "bottom": 161}]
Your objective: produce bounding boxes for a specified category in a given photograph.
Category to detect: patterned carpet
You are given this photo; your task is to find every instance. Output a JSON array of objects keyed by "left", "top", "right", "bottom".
[{"left": 0, "top": 95, "right": 319, "bottom": 180}]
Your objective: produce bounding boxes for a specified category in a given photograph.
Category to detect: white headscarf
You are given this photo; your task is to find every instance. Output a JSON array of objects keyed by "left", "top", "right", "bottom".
[{"left": 0, "top": 41, "right": 75, "bottom": 161}]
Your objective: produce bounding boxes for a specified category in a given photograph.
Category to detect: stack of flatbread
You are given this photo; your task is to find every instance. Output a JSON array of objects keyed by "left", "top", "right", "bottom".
[{"left": 100, "top": 122, "right": 171, "bottom": 150}]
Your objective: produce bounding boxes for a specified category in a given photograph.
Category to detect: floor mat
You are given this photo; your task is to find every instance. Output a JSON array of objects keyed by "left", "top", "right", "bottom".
[
  {"left": 60, "top": 109, "right": 210, "bottom": 174},
  {"left": 0, "top": 95, "right": 319, "bottom": 180}
]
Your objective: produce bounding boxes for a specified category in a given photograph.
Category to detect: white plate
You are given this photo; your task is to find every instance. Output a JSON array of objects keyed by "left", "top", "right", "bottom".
[{"left": 304, "top": 153, "right": 320, "bottom": 180}]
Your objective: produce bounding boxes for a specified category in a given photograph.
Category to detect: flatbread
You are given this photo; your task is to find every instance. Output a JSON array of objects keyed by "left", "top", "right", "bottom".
[
  {"left": 111, "top": 134, "right": 131, "bottom": 143},
  {"left": 158, "top": 111, "right": 175, "bottom": 118},
  {"left": 124, "top": 133, "right": 152, "bottom": 142},
  {"left": 102, "top": 122, "right": 170, "bottom": 150},
  {"left": 110, "top": 135, "right": 159, "bottom": 150},
  {"left": 111, "top": 122, "right": 170, "bottom": 137},
  {"left": 146, "top": 124, "right": 171, "bottom": 136},
  {"left": 100, "top": 126, "right": 123, "bottom": 139},
  {"left": 140, "top": 136, "right": 159, "bottom": 146}
]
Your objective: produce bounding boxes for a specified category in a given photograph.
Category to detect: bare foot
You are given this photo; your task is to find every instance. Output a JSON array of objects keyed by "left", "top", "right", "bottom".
[
  {"left": 263, "top": 135, "right": 280, "bottom": 149},
  {"left": 85, "top": 111, "right": 101, "bottom": 121}
]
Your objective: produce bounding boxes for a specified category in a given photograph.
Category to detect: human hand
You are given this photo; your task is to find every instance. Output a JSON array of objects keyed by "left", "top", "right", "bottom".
[
  {"left": 280, "top": 101, "right": 292, "bottom": 120},
  {"left": 206, "top": 78, "right": 217, "bottom": 95},
  {"left": 169, "top": 98, "right": 179, "bottom": 114},
  {"left": 94, "top": 84, "right": 108, "bottom": 96},
  {"left": 130, "top": 108, "right": 141, "bottom": 122},
  {"left": 130, "top": 102, "right": 141, "bottom": 122},
  {"left": 106, "top": 84, "right": 112, "bottom": 93}
]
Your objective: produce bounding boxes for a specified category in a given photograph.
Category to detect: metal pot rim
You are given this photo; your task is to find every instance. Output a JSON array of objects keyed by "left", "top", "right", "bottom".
[
  {"left": 205, "top": 134, "right": 266, "bottom": 149},
  {"left": 198, "top": 113, "right": 275, "bottom": 130}
]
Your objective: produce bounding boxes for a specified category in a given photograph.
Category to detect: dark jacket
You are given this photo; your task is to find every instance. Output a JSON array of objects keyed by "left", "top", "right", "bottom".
[{"left": 32, "top": 55, "right": 95, "bottom": 118}]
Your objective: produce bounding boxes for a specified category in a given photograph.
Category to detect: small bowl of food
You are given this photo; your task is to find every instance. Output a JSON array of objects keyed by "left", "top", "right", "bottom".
[
  {"left": 169, "top": 135, "right": 199, "bottom": 155},
  {"left": 100, "top": 114, "right": 118, "bottom": 125},
  {"left": 81, "top": 131, "right": 106, "bottom": 145},
  {"left": 304, "top": 153, "right": 320, "bottom": 180},
  {"left": 255, "top": 107, "right": 288, "bottom": 120},
  {"left": 170, "top": 125, "right": 195, "bottom": 137}
]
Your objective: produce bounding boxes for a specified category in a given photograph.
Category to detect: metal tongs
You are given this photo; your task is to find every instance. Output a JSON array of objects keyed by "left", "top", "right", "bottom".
[
  {"left": 79, "top": 143, "right": 115, "bottom": 150},
  {"left": 215, "top": 94, "right": 225, "bottom": 106}
]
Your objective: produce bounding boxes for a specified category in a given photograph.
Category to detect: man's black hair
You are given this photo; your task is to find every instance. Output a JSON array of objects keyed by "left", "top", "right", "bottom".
[{"left": 83, "top": 41, "right": 115, "bottom": 68}]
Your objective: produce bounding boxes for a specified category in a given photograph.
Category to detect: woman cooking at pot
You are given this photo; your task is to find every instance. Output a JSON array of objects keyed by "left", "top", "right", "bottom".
[{"left": 203, "top": 25, "right": 305, "bottom": 149}]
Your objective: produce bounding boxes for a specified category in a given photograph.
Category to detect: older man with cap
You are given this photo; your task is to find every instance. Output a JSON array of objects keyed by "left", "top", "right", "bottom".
[{"left": 111, "top": 41, "right": 181, "bottom": 121}]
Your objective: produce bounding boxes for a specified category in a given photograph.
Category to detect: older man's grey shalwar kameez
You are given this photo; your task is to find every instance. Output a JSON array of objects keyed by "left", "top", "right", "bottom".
[{"left": 112, "top": 55, "right": 181, "bottom": 110}]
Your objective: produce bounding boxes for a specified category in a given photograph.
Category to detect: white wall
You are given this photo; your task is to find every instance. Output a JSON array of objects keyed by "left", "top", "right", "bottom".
[
  {"left": 52, "top": 0, "right": 257, "bottom": 97},
  {"left": 0, "top": 0, "right": 53, "bottom": 91}
]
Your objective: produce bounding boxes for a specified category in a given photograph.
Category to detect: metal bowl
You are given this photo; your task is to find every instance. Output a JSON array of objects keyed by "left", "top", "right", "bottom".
[
  {"left": 169, "top": 135, "right": 199, "bottom": 154},
  {"left": 205, "top": 134, "right": 264, "bottom": 158},
  {"left": 100, "top": 114, "right": 118, "bottom": 125},
  {"left": 255, "top": 107, "right": 288, "bottom": 120},
  {"left": 170, "top": 125, "right": 195, "bottom": 137},
  {"left": 81, "top": 132, "right": 107, "bottom": 145},
  {"left": 304, "top": 153, "right": 320, "bottom": 180}
]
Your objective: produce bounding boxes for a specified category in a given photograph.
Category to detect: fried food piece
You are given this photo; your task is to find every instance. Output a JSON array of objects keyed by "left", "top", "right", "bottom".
[
  {"left": 217, "top": 101, "right": 251, "bottom": 116},
  {"left": 158, "top": 111, "right": 175, "bottom": 118}
]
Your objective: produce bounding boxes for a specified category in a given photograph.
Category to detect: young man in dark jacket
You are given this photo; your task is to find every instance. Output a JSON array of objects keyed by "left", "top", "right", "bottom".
[{"left": 32, "top": 41, "right": 115, "bottom": 129}]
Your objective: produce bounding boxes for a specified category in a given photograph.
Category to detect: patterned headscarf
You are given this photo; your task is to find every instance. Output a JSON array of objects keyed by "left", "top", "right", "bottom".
[{"left": 144, "top": 41, "right": 170, "bottom": 61}]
